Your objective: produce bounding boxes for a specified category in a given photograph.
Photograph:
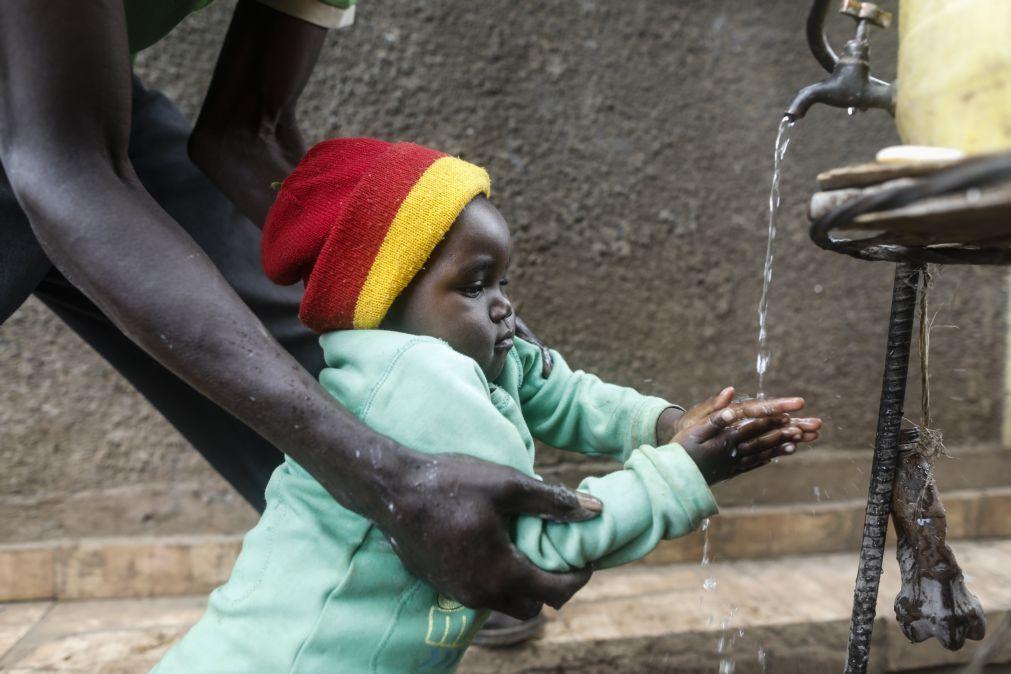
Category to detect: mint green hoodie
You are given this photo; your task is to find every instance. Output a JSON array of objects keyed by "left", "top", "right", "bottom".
[{"left": 153, "top": 332, "right": 717, "bottom": 674}]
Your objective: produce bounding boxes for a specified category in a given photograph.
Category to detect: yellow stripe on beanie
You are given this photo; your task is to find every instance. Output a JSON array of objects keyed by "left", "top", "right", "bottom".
[{"left": 353, "top": 156, "right": 491, "bottom": 329}]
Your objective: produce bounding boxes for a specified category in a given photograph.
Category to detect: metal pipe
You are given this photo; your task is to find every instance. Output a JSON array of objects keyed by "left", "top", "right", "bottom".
[
  {"left": 806, "top": 0, "right": 839, "bottom": 73},
  {"left": 844, "top": 261, "right": 924, "bottom": 674}
]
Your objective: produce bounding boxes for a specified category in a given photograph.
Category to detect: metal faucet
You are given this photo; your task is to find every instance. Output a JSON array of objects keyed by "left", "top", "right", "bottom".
[{"left": 785, "top": 0, "right": 895, "bottom": 121}]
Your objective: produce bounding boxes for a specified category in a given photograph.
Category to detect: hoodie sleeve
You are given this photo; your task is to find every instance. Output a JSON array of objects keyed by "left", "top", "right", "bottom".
[
  {"left": 512, "top": 338, "right": 677, "bottom": 461},
  {"left": 336, "top": 338, "right": 716, "bottom": 574},
  {"left": 513, "top": 444, "right": 717, "bottom": 571}
]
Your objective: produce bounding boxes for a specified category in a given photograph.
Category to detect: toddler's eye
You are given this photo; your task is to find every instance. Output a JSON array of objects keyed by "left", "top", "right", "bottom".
[
  {"left": 460, "top": 284, "right": 483, "bottom": 298},
  {"left": 499, "top": 279, "right": 509, "bottom": 287}
]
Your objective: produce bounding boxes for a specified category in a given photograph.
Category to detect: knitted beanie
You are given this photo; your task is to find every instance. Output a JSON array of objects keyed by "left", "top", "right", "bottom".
[{"left": 262, "top": 138, "right": 490, "bottom": 332}]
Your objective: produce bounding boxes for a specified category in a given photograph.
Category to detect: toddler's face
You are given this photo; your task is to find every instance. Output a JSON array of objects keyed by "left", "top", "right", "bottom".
[{"left": 384, "top": 196, "right": 515, "bottom": 379}]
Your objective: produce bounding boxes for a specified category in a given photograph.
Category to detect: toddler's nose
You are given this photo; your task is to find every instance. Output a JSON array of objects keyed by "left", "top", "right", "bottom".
[{"left": 491, "top": 298, "right": 513, "bottom": 323}]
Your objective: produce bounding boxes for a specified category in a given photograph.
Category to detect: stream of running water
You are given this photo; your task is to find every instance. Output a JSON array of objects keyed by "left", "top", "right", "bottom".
[
  {"left": 701, "top": 118, "right": 797, "bottom": 673},
  {"left": 755, "top": 116, "right": 796, "bottom": 399}
]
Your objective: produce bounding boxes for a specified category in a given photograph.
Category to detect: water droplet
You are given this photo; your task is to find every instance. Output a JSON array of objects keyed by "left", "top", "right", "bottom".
[
  {"left": 703, "top": 576, "right": 717, "bottom": 591},
  {"left": 701, "top": 519, "right": 712, "bottom": 566}
]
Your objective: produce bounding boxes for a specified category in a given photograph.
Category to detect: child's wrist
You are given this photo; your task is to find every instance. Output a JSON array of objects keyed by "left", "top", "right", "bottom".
[{"left": 654, "top": 405, "right": 686, "bottom": 445}]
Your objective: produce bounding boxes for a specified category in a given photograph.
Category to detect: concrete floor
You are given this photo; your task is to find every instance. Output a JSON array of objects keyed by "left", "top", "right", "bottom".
[{"left": 1, "top": 540, "right": 1008, "bottom": 673}]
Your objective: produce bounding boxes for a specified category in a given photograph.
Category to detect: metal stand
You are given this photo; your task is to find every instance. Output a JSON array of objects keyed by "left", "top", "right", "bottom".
[
  {"left": 807, "top": 150, "right": 1011, "bottom": 672},
  {"left": 843, "top": 262, "right": 924, "bottom": 673}
]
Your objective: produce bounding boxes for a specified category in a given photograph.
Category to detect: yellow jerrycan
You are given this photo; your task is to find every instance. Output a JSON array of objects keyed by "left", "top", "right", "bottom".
[{"left": 895, "top": 0, "right": 1011, "bottom": 154}]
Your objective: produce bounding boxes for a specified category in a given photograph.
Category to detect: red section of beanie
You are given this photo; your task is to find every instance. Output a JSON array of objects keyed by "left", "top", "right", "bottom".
[
  {"left": 301, "top": 143, "right": 444, "bottom": 332},
  {"left": 261, "top": 137, "right": 390, "bottom": 286}
]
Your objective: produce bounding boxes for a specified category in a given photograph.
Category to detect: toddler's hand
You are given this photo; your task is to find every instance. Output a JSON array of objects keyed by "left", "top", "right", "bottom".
[
  {"left": 671, "top": 394, "right": 820, "bottom": 485},
  {"left": 659, "top": 387, "right": 820, "bottom": 445}
]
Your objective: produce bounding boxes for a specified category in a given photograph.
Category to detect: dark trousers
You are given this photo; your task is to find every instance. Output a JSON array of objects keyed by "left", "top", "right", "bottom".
[{"left": 0, "top": 77, "right": 322, "bottom": 512}]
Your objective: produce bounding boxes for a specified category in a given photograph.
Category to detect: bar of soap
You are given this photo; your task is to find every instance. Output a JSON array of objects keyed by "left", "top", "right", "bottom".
[{"left": 876, "top": 145, "right": 966, "bottom": 164}]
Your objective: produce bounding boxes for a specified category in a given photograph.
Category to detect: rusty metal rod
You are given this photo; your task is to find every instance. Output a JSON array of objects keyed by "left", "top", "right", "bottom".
[{"left": 844, "top": 261, "right": 925, "bottom": 674}]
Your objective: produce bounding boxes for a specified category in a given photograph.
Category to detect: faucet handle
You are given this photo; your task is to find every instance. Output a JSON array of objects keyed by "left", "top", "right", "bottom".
[{"left": 839, "top": 0, "right": 893, "bottom": 28}]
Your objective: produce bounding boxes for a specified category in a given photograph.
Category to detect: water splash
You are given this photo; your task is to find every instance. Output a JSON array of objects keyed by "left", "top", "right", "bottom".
[
  {"left": 756, "top": 116, "right": 795, "bottom": 398},
  {"left": 700, "top": 518, "right": 717, "bottom": 590},
  {"left": 700, "top": 519, "right": 744, "bottom": 670},
  {"left": 716, "top": 607, "right": 740, "bottom": 673}
]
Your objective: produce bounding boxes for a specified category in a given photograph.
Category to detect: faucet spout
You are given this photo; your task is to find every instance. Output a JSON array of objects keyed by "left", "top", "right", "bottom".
[
  {"left": 787, "top": 1, "right": 895, "bottom": 122},
  {"left": 786, "top": 81, "right": 835, "bottom": 121}
]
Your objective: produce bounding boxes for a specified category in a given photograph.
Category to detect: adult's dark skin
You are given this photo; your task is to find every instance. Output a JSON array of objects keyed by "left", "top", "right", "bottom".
[{"left": 0, "top": 0, "right": 597, "bottom": 619}]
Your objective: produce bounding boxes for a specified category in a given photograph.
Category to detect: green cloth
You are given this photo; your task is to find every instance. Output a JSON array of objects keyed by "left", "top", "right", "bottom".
[
  {"left": 123, "top": 0, "right": 357, "bottom": 53},
  {"left": 152, "top": 333, "right": 717, "bottom": 674}
]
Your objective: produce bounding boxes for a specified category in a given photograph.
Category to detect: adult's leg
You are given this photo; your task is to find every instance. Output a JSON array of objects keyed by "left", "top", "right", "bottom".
[
  {"left": 28, "top": 77, "right": 324, "bottom": 511},
  {"left": 0, "top": 169, "right": 52, "bottom": 325},
  {"left": 35, "top": 275, "right": 284, "bottom": 511},
  {"left": 1, "top": 96, "right": 285, "bottom": 510}
]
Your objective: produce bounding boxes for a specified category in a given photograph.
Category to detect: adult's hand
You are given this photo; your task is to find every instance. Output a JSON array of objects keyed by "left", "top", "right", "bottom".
[{"left": 377, "top": 454, "right": 601, "bottom": 618}]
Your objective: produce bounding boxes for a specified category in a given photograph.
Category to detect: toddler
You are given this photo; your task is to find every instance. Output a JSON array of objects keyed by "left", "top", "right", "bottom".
[{"left": 153, "top": 138, "right": 818, "bottom": 673}]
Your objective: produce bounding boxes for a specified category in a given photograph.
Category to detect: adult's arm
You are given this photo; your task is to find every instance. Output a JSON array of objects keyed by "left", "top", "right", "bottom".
[
  {"left": 0, "top": 0, "right": 597, "bottom": 618},
  {"left": 188, "top": 0, "right": 320, "bottom": 227}
]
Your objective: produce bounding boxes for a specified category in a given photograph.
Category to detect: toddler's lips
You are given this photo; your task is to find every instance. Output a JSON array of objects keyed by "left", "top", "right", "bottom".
[{"left": 494, "top": 336, "right": 514, "bottom": 351}]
